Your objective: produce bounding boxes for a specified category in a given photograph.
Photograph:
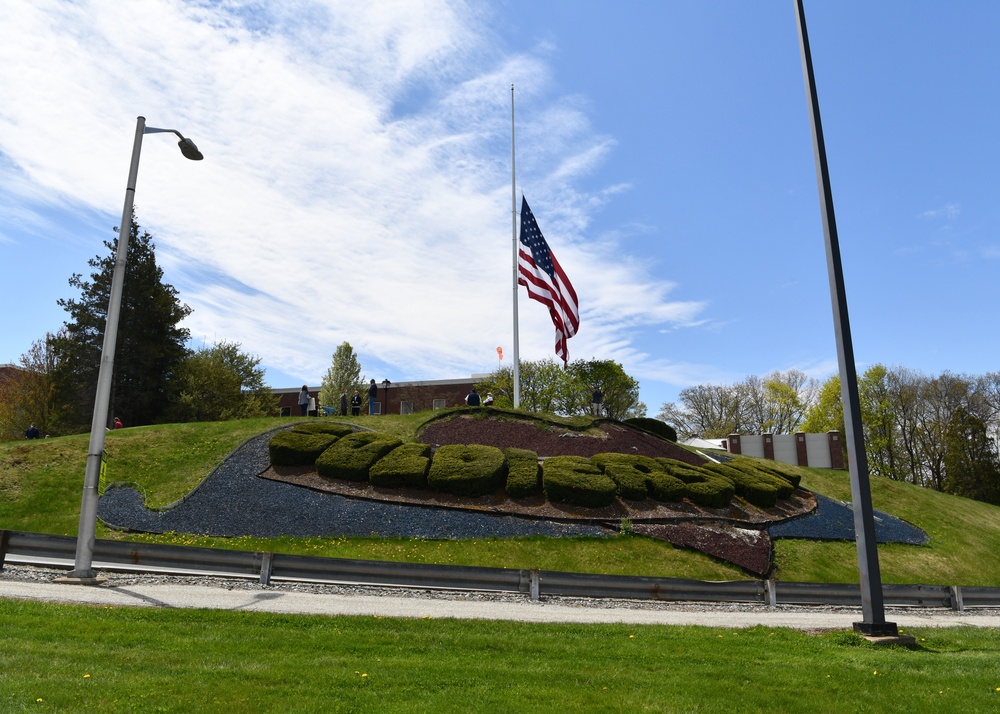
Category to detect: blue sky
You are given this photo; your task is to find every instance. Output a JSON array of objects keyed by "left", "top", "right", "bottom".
[{"left": 1, "top": 1, "right": 998, "bottom": 416}]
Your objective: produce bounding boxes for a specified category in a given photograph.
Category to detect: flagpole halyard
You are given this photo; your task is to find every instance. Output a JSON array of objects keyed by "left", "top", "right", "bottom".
[{"left": 511, "top": 83, "right": 521, "bottom": 408}]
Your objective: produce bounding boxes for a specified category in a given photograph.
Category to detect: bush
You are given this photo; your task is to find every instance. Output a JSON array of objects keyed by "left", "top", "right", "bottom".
[
  {"left": 542, "top": 456, "right": 617, "bottom": 508},
  {"left": 744, "top": 458, "right": 803, "bottom": 489},
  {"left": 316, "top": 432, "right": 403, "bottom": 481},
  {"left": 702, "top": 462, "right": 780, "bottom": 508},
  {"left": 369, "top": 443, "right": 432, "bottom": 488},
  {"left": 725, "top": 458, "right": 796, "bottom": 499},
  {"left": 623, "top": 417, "right": 677, "bottom": 442},
  {"left": 504, "top": 448, "right": 541, "bottom": 498},
  {"left": 290, "top": 422, "right": 355, "bottom": 438},
  {"left": 655, "top": 459, "right": 736, "bottom": 508},
  {"left": 427, "top": 444, "right": 505, "bottom": 497},
  {"left": 591, "top": 453, "right": 658, "bottom": 501},
  {"left": 268, "top": 431, "right": 342, "bottom": 467}
]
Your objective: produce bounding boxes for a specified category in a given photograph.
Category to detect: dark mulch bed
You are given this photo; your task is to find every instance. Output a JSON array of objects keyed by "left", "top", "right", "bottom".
[
  {"left": 633, "top": 522, "right": 773, "bottom": 577},
  {"left": 419, "top": 415, "right": 705, "bottom": 465}
]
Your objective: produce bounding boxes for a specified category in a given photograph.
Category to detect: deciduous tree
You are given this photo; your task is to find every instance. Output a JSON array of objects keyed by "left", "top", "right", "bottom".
[
  {"left": 168, "top": 341, "right": 274, "bottom": 422},
  {"left": 319, "top": 342, "right": 365, "bottom": 411}
]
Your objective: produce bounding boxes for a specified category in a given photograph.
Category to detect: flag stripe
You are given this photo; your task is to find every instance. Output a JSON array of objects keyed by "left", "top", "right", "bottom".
[{"left": 517, "top": 197, "right": 579, "bottom": 365}]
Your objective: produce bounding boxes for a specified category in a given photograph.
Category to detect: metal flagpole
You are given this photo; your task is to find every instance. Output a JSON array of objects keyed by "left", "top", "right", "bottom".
[
  {"left": 794, "top": 0, "right": 897, "bottom": 637},
  {"left": 511, "top": 83, "right": 521, "bottom": 408}
]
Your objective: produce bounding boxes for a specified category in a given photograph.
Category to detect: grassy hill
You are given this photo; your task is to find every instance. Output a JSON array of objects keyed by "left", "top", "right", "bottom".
[{"left": 3, "top": 413, "right": 1000, "bottom": 586}]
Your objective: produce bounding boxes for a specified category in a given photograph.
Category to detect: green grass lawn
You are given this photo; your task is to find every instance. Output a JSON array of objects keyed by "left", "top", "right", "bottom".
[
  {"left": 2, "top": 598, "right": 1000, "bottom": 713},
  {"left": 3, "top": 415, "right": 1000, "bottom": 586}
]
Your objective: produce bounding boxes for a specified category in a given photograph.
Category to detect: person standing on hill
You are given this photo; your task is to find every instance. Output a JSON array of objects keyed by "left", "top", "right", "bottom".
[
  {"left": 368, "top": 379, "right": 378, "bottom": 415},
  {"left": 298, "top": 385, "right": 310, "bottom": 417},
  {"left": 351, "top": 391, "right": 362, "bottom": 416}
]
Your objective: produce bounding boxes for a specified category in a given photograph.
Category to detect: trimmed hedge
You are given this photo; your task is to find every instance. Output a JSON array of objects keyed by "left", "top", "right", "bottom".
[
  {"left": 542, "top": 456, "right": 617, "bottom": 508},
  {"left": 623, "top": 417, "right": 677, "bottom": 443},
  {"left": 655, "top": 458, "right": 735, "bottom": 508},
  {"left": 725, "top": 458, "right": 796, "bottom": 500},
  {"left": 268, "top": 431, "right": 342, "bottom": 467},
  {"left": 427, "top": 444, "right": 505, "bottom": 497},
  {"left": 591, "top": 453, "right": 656, "bottom": 500},
  {"left": 290, "top": 422, "right": 355, "bottom": 438},
  {"left": 504, "top": 447, "right": 541, "bottom": 498},
  {"left": 743, "top": 457, "right": 803, "bottom": 489},
  {"left": 369, "top": 443, "right": 432, "bottom": 489},
  {"left": 316, "top": 432, "right": 403, "bottom": 481},
  {"left": 701, "top": 462, "right": 780, "bottom": 508}
]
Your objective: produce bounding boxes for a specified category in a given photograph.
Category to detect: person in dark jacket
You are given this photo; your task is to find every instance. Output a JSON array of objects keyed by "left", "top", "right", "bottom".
[
  {"left": 351, "top": 391, "right": 362, "bottom": 416},
  {"left": 25, "top": 424, "right": 40, "bottom": 439},
  {"left": 368, "top": 379, "right": 379, "bottom": 415},
  {"left": 465, "top": 387, "right": 481, "bottom": 407}
]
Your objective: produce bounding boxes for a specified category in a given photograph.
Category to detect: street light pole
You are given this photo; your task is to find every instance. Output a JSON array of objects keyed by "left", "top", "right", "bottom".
[
  {"left": 64, "top": 116, "right": 202, "bottom": 582},
  {"left": 793, "top": 1, "right": 897, "bottom": 636}
]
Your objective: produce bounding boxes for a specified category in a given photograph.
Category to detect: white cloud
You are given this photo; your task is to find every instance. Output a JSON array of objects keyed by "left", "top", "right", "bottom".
[{"left": 0, "top": 0, "right": 708, "bottom": 387}]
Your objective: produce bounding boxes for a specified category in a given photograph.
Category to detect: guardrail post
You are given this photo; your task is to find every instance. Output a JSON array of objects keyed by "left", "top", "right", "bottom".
[
  {"left": 0, "top": 530, "right": 9, "bottom": 571},
  {"left": 530, "top": 569, "right": 540, "bottom": 601},
  {"left": 950, "top": 586, "right": 964, "bottom": 612},
  {"left": 765, "top": 579, "right": 777, "bottom": 609},
  {"left": 259, "top": 552, "right": 273, "bottom": 585}
]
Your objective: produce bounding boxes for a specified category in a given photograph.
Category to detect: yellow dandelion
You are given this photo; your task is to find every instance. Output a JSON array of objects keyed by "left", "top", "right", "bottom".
[
  {"left": 361, "top": 673, "right": 368, "bottom": 678},
  {"left": 629, "top": 635, "right": 635, "bottom": 639},
  {"left": 37, "top": 699, "right": 43, "bottom": 703},
  {"left": 83, "top": 674, "right": 91, "bottom": 679},
  {"left": 873, "top": 670, "right": 878, "bottom": 676}
]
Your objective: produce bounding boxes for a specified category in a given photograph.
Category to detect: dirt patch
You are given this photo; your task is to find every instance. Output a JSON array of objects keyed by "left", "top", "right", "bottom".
[{"left": 632, "top": 522, "right": 773, "bottom": 577}]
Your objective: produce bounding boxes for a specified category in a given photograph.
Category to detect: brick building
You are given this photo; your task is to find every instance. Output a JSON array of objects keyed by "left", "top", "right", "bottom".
[{"left": 272, "top": 376, "right": 487, "bottom": 417}]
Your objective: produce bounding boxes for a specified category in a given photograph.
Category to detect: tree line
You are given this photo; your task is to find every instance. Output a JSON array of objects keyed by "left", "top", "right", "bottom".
[{"left": 657, "top": 366, "right": 1000, "bottom": 505}]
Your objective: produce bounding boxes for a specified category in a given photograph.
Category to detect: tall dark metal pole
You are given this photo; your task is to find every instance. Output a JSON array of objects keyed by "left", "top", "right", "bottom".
[{"left": 793, "top": 0, "right": 897, "bottom": 636}]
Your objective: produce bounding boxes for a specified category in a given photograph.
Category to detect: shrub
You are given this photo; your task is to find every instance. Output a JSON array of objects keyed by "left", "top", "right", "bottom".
[
  {"left": 268, "top": 431, "right": 342, "bottom": 467},
  {"left": 542, "top": 456, "right": 617, "bottom": 508},
  {"left": 504, "top": 448, "right": 541, "bottom": 498},
  {"left": 290, "top": 422, "right": 355, "bottom": 438},
  {"left": 654, "top": 459, "right": 736, "bottom": 509},
  {"left": 725, "top": 458, "right": 796, "bottom": 499},
  {"left": 702, "top": 462, "right": 780, "bottom": 508},
  {"left": 369, "top": 443, "right": 432, "bottom": 488},
  {"left": 316, "top": 432, "right": 403, "bottom": 481},
  {"left": 745, "top": 458, "right": 803, "bottom": 489},
  {"left": 427, "top": 444, "right": 505, "bottom": 497},
  {"left": 623, "top": 417, "right": 677, "bottom": 442},
  {"left": 591, "top": 453, "right": 658, "bottom": 501}
]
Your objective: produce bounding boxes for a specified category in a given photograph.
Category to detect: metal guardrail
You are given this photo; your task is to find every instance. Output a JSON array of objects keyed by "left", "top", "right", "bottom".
[{"left": 2, "top": 529, "right": 999, "bottom": 611}]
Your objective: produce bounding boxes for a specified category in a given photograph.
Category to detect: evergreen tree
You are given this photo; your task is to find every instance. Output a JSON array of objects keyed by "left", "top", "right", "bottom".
[
  {"left": 49, "top": 215, "right": 191, "bottom": 432},
  {"left": 319, "top": 342, "right": 365, "bottom": 411},
  {"left": 168, "top": 341, "right": 275, "bottom": 422}
]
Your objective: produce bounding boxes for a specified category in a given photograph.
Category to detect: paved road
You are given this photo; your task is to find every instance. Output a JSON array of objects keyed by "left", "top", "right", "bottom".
[{"left": 3, "top": 573, "right": 999, "bottom": 631}]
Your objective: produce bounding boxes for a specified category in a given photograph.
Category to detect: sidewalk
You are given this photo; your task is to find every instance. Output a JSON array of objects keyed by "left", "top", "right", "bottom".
[{"left": 3, "top": 577, "right": 1000, "bottom": 630}]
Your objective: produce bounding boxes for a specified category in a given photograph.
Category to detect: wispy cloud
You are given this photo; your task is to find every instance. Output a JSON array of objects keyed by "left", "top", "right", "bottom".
[
  {"left": 0, "top": 0, "right": 708, "bottom": 389},
  {"left": 919, "top": 202, "right": 961, "bottom": 221}
]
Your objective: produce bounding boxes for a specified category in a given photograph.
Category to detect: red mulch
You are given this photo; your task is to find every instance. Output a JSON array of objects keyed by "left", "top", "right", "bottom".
[
  {"left": 419, "top": 415, "right": 705, "bottom": 465},
  {"left": 632, "top": 522, "right": 773, "bottom": 577}
]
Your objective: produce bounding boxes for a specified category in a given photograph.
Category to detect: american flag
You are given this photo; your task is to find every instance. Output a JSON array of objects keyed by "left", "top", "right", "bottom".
[{"left": 517, "top": 196, "right": 579, "bottom": 366}]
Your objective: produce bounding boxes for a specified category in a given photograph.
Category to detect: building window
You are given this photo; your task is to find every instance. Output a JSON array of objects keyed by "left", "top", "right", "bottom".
[
  {"left": 400, "top": 401, "right": 413, "bottom": 415},
  {"left": 432, "top": 399, "right": 446, "bottom": 410},
  {"left": 280, "top": 406, "right": 291, "bottom": 417}
]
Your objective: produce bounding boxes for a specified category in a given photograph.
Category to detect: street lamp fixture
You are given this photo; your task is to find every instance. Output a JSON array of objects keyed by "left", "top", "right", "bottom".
[{"left": 64, "top": 117, "right": 202, "bottom": 582}]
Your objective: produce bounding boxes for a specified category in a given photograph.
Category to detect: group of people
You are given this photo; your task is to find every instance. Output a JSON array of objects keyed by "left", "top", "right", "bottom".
[
  {"left": 298, "top": 379, "right": 382, "bottom": 418},
  {"left": 464, "top": 388, "right": 494, "bottom": 407}
]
